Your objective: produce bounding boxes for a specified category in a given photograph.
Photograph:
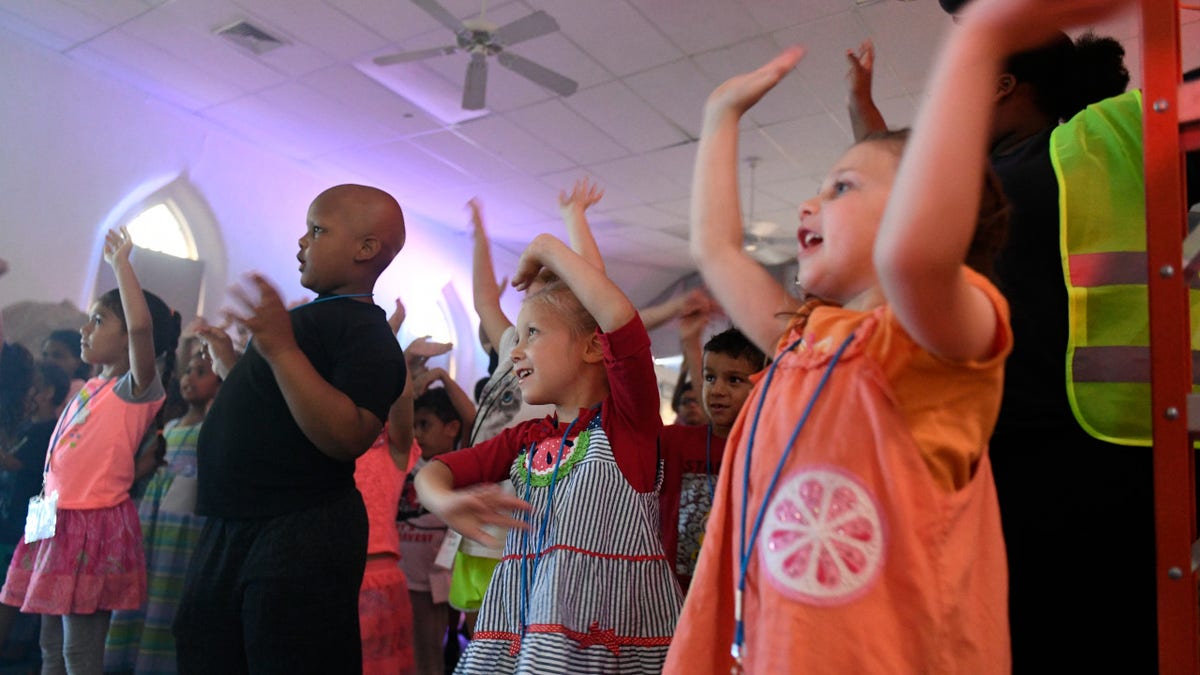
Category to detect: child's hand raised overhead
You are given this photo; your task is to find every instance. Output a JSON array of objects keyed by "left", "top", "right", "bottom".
[
  {"left": 103, "top": 227, "right": 135, "bottom": 268},
  {"left": 845, "top": 40, "right": 875, "bottom": 101},
  {"left": 224, "top": 274, "right": 298, "bottom": 361},
  {"left": 559, "top": 178, "right": 604, "bottom": 217},
  {"left": 705, "top": 46, "right": 805, "bottom": 119},
  {"left": 511, "top": 233, "right": 559, "bottom": 292}
]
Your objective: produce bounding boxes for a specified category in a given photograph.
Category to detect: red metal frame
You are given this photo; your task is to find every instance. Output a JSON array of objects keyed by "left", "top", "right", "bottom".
[{"left": 1142, "top": 1, "right": 1200, "bottom": 672}]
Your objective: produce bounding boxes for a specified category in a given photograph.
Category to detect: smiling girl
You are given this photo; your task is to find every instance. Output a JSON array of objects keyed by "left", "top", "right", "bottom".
[{"left": 415, "top": 234, "right": 681, "bottom": 673}]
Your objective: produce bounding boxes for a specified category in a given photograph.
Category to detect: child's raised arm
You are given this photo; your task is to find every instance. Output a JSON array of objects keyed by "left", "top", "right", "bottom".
[
  {"left": 414, "top": 366, "right": 477, "bottom": 446},
  {"left": 846, "top": 40, "right": 890, "bottom": 142},
  {"left": 558, "top": 178, "right": 606, "bottom": 273},
  {"left": 872, "top": 0, "right": 1128, "bottom": 362},
  {"left": 469, "top": 199, "right": 514, "bottom": 351},
  {"left": 692, "top": 49, "right": 806, "bottom": 355},
  {"left": 512, "top": 233, "right": 635, "bottom": 333},
  {"left": 104, "top": 227, "right": 157, "bottom": 395}
]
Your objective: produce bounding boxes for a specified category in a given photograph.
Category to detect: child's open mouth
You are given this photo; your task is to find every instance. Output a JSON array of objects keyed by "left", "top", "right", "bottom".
[
  {"left": 516, "top": 368, "right": 532, "bottom": 382},
  {"left": 798, "top": 229, "right": 823, "bottom": 250}
]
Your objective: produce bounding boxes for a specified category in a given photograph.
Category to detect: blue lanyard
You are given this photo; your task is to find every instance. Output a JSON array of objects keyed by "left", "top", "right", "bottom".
[
  {"left": 731, "top": 332, "right": 855, "bottom": 668},
  {"left": 43, "top": 378, "right": 115, "bottom": 482},
  {"left": 289, "top": 293, "right": 373, "bottom": 311},
  {"left": 518, "top": 413, "right": 585, "bottom": 634}
]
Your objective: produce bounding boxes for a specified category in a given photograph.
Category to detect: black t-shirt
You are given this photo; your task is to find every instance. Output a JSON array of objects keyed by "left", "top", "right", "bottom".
[
  {"left": 990, "top": 127, "right": 1074, "bottom": 435},
  {"left": 197, "top": 297, "right": 406, "bottom": 519}
]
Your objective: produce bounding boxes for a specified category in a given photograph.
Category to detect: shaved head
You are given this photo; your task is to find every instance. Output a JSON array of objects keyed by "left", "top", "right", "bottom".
[{"left": 311, "top": 184, "right": 406, "bottom": 273}]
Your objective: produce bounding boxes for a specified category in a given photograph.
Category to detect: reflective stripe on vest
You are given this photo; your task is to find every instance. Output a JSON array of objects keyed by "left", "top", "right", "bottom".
[{"left": 1052, "top": 89, "right": 1200, "bottom": 446}]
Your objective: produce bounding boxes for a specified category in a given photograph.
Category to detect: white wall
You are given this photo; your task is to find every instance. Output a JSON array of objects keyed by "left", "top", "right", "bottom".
[{"left": 0, "top": 25, "right": 487, "bottom": 378}]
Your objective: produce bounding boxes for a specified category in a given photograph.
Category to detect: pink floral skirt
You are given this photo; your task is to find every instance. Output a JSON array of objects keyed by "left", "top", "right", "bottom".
[
  {"left": 0, "top": 499, "right": 146, "bottom": 615},
  {"left": 360, "top": 556, "right": 415, "bottom": 675}
]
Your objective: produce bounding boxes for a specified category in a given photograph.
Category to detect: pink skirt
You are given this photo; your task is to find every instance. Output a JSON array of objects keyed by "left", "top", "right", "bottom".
[
  {"left": 0, "top": 499, "right": 146, "bottom": 615},
  {"left": 360, "top": 557, "right": 415, "bottom": 675}
]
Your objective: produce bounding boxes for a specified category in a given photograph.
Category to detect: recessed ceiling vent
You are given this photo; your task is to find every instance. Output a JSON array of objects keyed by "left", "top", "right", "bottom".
[{"left": 215, "top": 20, "right": 287, "bottom": 56}]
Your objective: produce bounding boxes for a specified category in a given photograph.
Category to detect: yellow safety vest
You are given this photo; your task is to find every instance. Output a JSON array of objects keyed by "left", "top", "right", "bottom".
[{"left": 1051, "top": 89, "right": 1200, "bottom": 446}]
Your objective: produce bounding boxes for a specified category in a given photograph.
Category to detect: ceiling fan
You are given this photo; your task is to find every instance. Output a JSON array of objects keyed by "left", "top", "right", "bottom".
[
  {"left": 743, "top": 157, "right": 796, "bottom": 266},
  {"left": 373, "top": 0, "right": 578, "bottom": 111}
]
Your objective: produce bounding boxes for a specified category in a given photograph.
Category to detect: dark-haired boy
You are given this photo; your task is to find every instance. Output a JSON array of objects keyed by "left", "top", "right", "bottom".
[
  {"left": 175, "top": 184, "right": 408, "bottom": 674},
  {"left": 659, "top": 324, "right": 765, "bottom": 593}
]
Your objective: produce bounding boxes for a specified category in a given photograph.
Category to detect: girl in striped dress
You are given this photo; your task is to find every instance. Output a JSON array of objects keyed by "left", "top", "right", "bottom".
[
  {"left": 416, "top": 233, "right": 681, "bottom": 674},
  {"left": 105, "top": 349, "right": 220, "bottom": 673}
]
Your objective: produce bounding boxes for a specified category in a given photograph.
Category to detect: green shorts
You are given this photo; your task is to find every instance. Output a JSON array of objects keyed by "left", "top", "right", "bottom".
[{"left": 447, "top": 551, "right": 501, "bottom": 612}]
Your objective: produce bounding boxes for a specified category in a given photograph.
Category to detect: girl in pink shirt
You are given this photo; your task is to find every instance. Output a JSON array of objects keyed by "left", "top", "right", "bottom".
[{"left": 0, "top": 227, "right": 180, "bottom": 674}]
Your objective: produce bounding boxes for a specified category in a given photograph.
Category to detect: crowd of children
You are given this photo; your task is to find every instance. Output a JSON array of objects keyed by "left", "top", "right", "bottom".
[{"left": 0, "top": 0, "right": 1172, "bottom": 672}]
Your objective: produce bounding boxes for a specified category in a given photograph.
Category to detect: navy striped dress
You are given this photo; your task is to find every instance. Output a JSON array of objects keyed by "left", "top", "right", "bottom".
[{"left": 456, "top": 413, "right": 682, "bottom": 674}]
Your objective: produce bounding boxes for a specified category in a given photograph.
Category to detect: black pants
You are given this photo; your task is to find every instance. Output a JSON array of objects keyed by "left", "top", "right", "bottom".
[
  {"left": 174, "top": 490, "right": 368, "bottom": 675},
  {"left": 991, "top": 425, "right": 1159, "bottom": 674}
]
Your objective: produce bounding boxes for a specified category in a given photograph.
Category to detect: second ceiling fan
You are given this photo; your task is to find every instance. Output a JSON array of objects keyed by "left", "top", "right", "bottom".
[{"left": 373, "top": 0, "right": 579, "bottom": 111}]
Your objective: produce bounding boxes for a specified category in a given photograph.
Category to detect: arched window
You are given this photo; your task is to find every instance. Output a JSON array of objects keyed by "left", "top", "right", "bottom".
[
  {"left": 124, "top": 201, "right": 197, "bottom": 260},
  {"left": 92, "top": 176, "right": 223, "bottom": 325}
]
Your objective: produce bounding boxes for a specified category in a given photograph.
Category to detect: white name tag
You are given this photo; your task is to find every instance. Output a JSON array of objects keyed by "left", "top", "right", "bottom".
[
  {"left": 435, "top": 529, "right": 462, "bottom": 570},
  {"left": 24, "top": 491, "right": 59, "bottom": 544}
]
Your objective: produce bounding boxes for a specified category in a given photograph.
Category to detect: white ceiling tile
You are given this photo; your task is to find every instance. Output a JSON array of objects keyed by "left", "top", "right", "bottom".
[
  {"left": 628, "top": 0, "right": 761, "bottom": 54},
  {"left": 323, "top": 0, "right": 446, "bottom": 43},
  {"left": 597, "top": 226, "right": 691, "bottom": 269},
  {"left": 256, "top": 81, "right": 404, "bottom": 150},
  {"left": 588, "top": 152, "right": 690, "bottom": 205},
  {"left": 70, "top": 31, "right": 245, "bottom": 110},
  {"left": 872, "top": 94, "right": 918, "bottom": 131},
  {"left": 119, "top": 4, "right": 289, "bottom": 93},
  {"left": 564, "top": 80, "right": 686, "bottom": 153},
  {"left": 757, "top": 112, "right": 854, "bottom": 181},
  {"left": 503, "top": 32, "right": 611, "bottom": 90},
  {"left": 507, "top": 99, "right": 628, "bottom": 165},
  {"left": 299, "top": 65, "right": 442, "bottom": 137},
  {"left": 0, "top": 6, "right": 81, "bottom": 51},
  {"left": 770, "top": 9, "right": 906, "bottom": 110},
  {"left": 624, "top": 58, "right": 716, "bottom": 138},
  {"left": 230, "top": 0, "right": 388, "bottom": 61},
  {"left": 0, "top": 0, "right": 136, "bottom": 47},
  {"left": 692, "top": 35, "right": 826, "bottom": 126},
  {"left": 855, "top": 2, "right": 950, "bottom": 94},
  {"left": 406, "top": 129, "right": 525, "bottom": 184},
  {"left": 455, "top": 114, "right": 575, "bottom": 175},
  {"left": 595, "top": 204, "right": 683, "bottom": 233},
  {"left": 651, "top": 196, "right": 691, "bottom": 220},
  {"left": 741, "top": 0, "right": 854, "bottom": 32},
  {"left": 527, "top": 0, "right": 682, "bottom": 77}
]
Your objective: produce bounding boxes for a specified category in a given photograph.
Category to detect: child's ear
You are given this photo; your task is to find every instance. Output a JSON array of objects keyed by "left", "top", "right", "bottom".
[
  {"left": 355, "top": 235, "right": 381, "bottom": 263},
  {"left": 581, "top": 332, "right": 605, "bottom": 365},
  {"left": 995, "top": 73, "right": 1017, "bottom": 102}
]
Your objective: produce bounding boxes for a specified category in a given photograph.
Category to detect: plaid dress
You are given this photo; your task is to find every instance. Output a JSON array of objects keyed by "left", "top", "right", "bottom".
[{"left": 105, "top": 420, "right": 205, "bottom": 674}]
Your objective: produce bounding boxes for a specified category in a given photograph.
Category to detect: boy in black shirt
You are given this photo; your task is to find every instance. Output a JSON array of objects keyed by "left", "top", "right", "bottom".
[{"left": 175, "top": 184, "right": 408, "bottom": 674}]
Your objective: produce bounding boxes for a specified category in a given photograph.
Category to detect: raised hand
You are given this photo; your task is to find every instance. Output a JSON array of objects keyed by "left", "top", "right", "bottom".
[
  {"left": 706, "top": 46, "right": 806, "bottom": 119},
  {"left": 511, "top": 234, "right": 555, "bottom": 292},
  {"left": 559, "top": 178, "right": 604, "bottom": 217},
  {"left": 406, "top": 336, "right": 453, "bottom": 360},
  {"left": 413, "top": 366, "right": 449, "bottom": 395},
  {"left": 388, "top": 297, "right": 407, "bottom": 335},
  {"left": 192, "top": 320, "right": 238, "bottom": 379},
  {"left": 845, "top": 40, "right": 875, "bottom": 102},
  {"left": 103, "top": 227, "right": 135, "bottom": 268},
  {"left": 223, "top": 274, "right": 297, "bottom": 361}
]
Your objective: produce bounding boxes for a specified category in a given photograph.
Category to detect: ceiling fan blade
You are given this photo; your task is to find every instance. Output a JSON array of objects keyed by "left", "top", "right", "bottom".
[
  {"left": 492, "top": 10, "right": 558, "bottom": 47},
  {"left": 496, "top": 51, "right": 577, "bottom": 97},
  {"left": 412, "top": 0, "right": 469, "bottom": 37},
  {"left": 463, "top": 52, "right": 488, "bottom": 110},
  {"left": 373, "top": 45, "right": 458, "bottom": 66}
]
